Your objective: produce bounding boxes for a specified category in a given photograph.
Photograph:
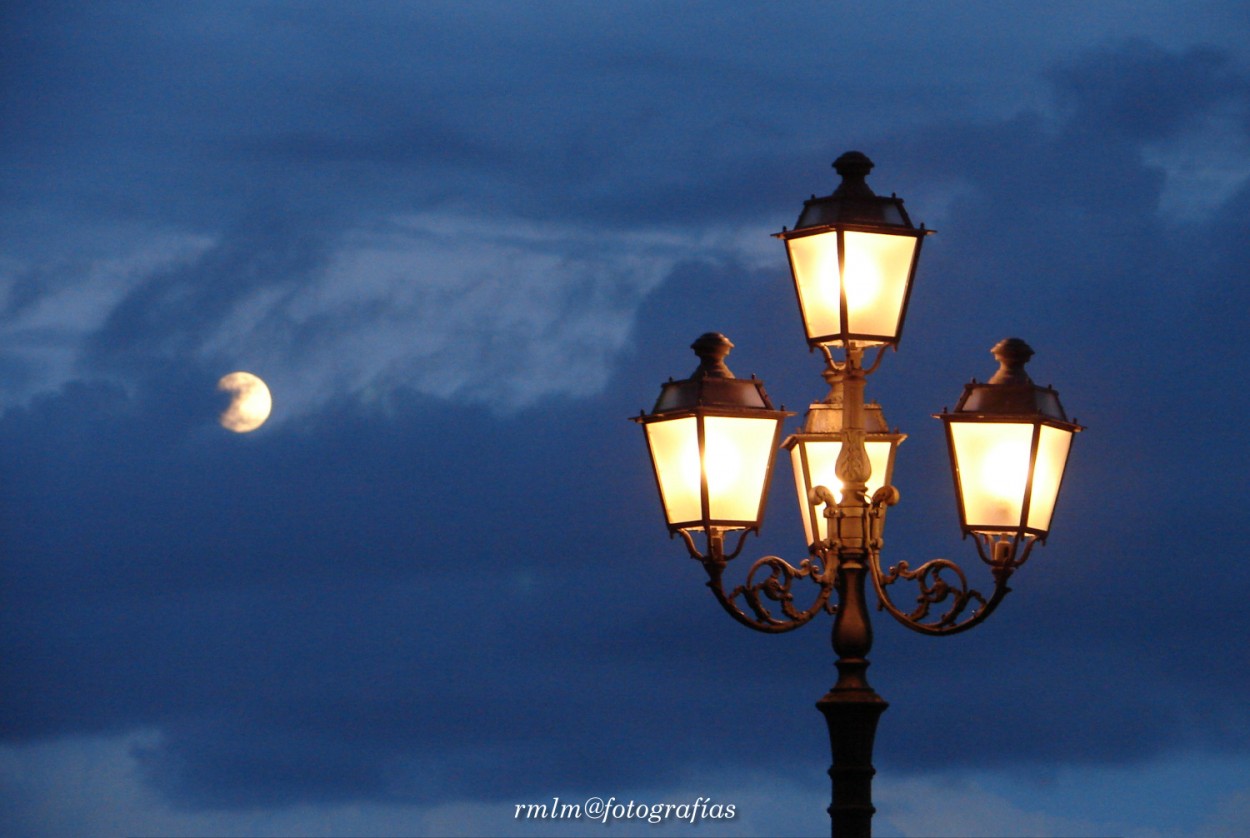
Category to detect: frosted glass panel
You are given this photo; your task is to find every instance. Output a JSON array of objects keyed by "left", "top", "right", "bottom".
[
  {"left": 786, "top": 232, "right": 841, "bottom": 341},
  {"left": 703, "top": 415, "right": 778, "bottom": 523},
  {"left": 1026, "top": 425, "right": 1073, "bottom": 531},
  {"left": 951, "top": 422, "right": 1034, "bottom": 531},
  {"left": 842, "top": 231, "right": 916, "bottom": 338},
  {"left": 645, "top": 416, "right": 702, "bottom": 525}
]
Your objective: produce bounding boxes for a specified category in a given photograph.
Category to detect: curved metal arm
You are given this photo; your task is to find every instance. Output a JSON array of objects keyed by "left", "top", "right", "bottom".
[
  {"left": 676, "top": 527, "right": 752, "bottom": 563},
  {"left": 863, "top": 490, "right": 1038, "bottom": 635},
  {"left": 703, "top": 554, "right": 835, "bottom": 633},
  {"left": 870, "top": 557, "right": 1008, "bottom": 635},
  {"left": 671, "top": 494, "right": 841, "bottom": 634}
]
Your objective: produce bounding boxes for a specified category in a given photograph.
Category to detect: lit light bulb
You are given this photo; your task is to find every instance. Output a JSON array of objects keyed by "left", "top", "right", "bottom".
[
  {"left": 703, "top": 426, "right": 743, "bottom": 492},
  {"left": 843, "top": 247, "right": 884, "bottom": 320},
  {"left": 979, "top": 439, "right": 1031, "bottom": 513}
]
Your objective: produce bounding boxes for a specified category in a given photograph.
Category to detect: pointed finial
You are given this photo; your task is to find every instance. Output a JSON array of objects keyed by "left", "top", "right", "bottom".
[
  {"left": 988, "top": 338, "right": 1035, "bottom": 385},
  {"left": 833, "top": 150, "right": 874, "bottom": 179},
  {"left": 690, "top": 332, "right": 735, "bottom": 378},
  {"left": 831, "top": 151, "right": 877, "bottom": 199}
]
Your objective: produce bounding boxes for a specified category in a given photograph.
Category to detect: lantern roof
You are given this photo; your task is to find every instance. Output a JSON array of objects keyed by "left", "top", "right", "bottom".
[
  {"left": 793, "top": 364, "right": 900, "bottom": 435},
  {"left": 647, "top": 332, "right": 782, "bottom": 415},
  {"left": 943, "top": 338, "right": 1082, "bottom": 428},
  {"left": 789, "top": 151, "right": 918, "bottom": 232}
]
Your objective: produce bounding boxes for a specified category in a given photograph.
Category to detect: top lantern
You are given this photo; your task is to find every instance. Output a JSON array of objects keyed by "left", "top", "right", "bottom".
[{"left": 775, "top": 151, "right": 931, "bottom": 349}]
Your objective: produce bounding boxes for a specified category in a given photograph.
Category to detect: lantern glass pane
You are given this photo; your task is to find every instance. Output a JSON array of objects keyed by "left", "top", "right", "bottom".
[
  {"left": 786, "top": 231, "right": 841, "bottom": 342},
  {"left": 1026, "top": 424, "right": 1073, "bottom": 532},
  {"left": 842, "top": 231, "right": 917, "bottom": 339},
  {"left": 790, "top": 444, "right": 819, "bottom": 547},
  {"left": 790, "top": 438, "right": 895, "bottom": 544},
  {"left": 950, "top": 422, "right": 1035, "bottom": 531},
  {"left": 704, "top": 415, "right": 779, "bottom": 523},
  {"left": 644, "top": 416, "right": 702, "bottom": 526}
]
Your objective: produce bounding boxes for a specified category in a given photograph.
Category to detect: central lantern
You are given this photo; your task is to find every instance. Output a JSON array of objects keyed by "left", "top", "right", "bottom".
[
  {"left": 774, "top": 151, "right": 930, "bottom": 348},
  {"left": 783, "top": 369, "right": 905, "bottom": 549}
]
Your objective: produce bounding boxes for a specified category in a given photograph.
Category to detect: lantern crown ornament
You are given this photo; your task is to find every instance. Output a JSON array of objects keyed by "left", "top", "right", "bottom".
[
  {"left": 775, "top": 152, "right": 932, "bottom": 350},
  {"left": 650, "top": 332, "right": 770, "bottom": 413}
]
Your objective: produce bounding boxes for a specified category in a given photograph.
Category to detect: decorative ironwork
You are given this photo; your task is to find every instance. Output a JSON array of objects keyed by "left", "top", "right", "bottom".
[
  {"left": 675, "top": 492, "right": 842, "bottom": 634},
  {"left": 872, "top": 557, "right": 994, "bottom": 633},
  {"left": 704, "top": 554, "right": 834, "bottom": 633}
]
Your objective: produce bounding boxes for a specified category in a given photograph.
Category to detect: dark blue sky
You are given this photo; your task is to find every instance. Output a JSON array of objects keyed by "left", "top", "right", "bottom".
[{"left": 3, "top": 3, "right": 1250, "bottom": 836}]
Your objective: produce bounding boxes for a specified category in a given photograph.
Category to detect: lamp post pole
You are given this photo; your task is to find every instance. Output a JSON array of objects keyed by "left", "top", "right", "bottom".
[
  {"left": 819, "top": 347, "right": 888, "bottom": 838},
  {"left": 820, "top": 582, "right": 887, "bottom": 838},
  {"left": 633, "top": 153, "right": 1083, "bottom": 837}
]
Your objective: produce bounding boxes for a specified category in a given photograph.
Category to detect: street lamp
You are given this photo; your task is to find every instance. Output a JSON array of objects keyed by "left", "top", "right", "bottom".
[
  {"left": 778, "top": 150, "right": 927, "bottom": 349},
  {"left": 632, "top": 152, "right": 1083, "bottom": 837},
  {"left": 635, "top": 332, "right": 792, "bottom": 548}
]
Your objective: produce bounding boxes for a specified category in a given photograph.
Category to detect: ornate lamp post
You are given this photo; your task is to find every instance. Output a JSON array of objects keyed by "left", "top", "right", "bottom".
[{"left": 632, "top": 152, "right": 1083, "bottom": 837}]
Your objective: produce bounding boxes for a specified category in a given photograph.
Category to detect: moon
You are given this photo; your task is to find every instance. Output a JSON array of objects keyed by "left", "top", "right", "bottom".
[{"left": 217, "top": 371, "right": 272, "bottom": 433}]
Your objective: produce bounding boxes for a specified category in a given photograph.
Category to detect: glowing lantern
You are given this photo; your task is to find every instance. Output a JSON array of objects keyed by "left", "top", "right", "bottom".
[
  {"left": 775, "top": 151, "right": 931, "bottom": 349},
  {"left": 633, "top": 333, "right": 792, "bottom": 535},
  {"left": 784, "top": 398, "right": 905, "bottom": 549},
  {"left": 938, "top": 339, "right": 1083, "bottom": 540}
]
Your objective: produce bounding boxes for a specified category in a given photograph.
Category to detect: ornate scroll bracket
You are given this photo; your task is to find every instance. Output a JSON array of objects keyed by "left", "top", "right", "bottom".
[
  {"left": 679, "top": 493, "right": 844, "bottom": 634},
  {"left": 677, "top": 475, "right": 1043, "bottom": 638},
  {"left": 809, "top": 480, "right": 1034, "bottom": 636},
  {"left": 703, "top": 554, "right": 835, "bottom": 633},
  {"left": 867, "top": 525, "right": 1039, "bottom": 636}
]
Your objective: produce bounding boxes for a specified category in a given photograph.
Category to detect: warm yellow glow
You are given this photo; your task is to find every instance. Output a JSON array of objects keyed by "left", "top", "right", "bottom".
[
  {"left": 787, "top": 231, "right": 841, "bottom": 341},
  {"left": 218, "top": 371, "right": 272, "bottom": 433},
  {"left": 787, "top": 230, "right": 918, "bottom": 343},
  {"left": 979, "top": 439, "right": 1032, "bottom": 504},
  {"left": 950, "top": 422, "right": 1033, "bottom": 530},
  {"left": 704, "top": 425, "right": 744, "bottom": 493},
  {"left": 1026, "top": 425, "right": 1073, "bottom": 531},
  {"left": 646, "top": 417, "right": 701, "bottom": 524},
  {"left": 951, "top": 421, "right": 1074, "bottom": 533},
  {"left": 791, "top": 439, "right": 893, "bottom": 544},
  {"left": 842, "top": 231, "right": 916, "bottom": 337},
  {"left": 645, "top": 415, "right": 777, "bottom": 528},
  {"left": 842, "top": 240, "right": 885, "bottom": 320}
]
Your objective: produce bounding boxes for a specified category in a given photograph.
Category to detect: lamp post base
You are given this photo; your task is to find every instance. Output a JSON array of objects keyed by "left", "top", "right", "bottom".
[{"left": 817, "top": 686, "right": 888, "bottom": 838}]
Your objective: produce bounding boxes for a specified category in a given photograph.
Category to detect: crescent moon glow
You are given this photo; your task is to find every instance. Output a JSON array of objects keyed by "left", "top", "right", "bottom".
[{"left": 217, "top": 371, "right": 272, "bottom": 433}]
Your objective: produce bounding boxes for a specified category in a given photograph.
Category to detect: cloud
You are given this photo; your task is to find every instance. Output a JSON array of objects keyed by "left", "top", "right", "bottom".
[
  {"left": 0, "top": 233, "right": 214, "bottom": 403},
  {"left": 187, "top": 213, "right": 715, "bottom": 416},
  {"left": 3, "top": 209, "right": 773, "bottom": 421},
  {"left": 6, "top": 732, "right": 1249, "bottom": 838}
]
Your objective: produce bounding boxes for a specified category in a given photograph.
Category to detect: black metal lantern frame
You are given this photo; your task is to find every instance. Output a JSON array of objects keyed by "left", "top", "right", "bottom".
[{"left": 641, "top": 342, "right": 1064, "bottom": 639}]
